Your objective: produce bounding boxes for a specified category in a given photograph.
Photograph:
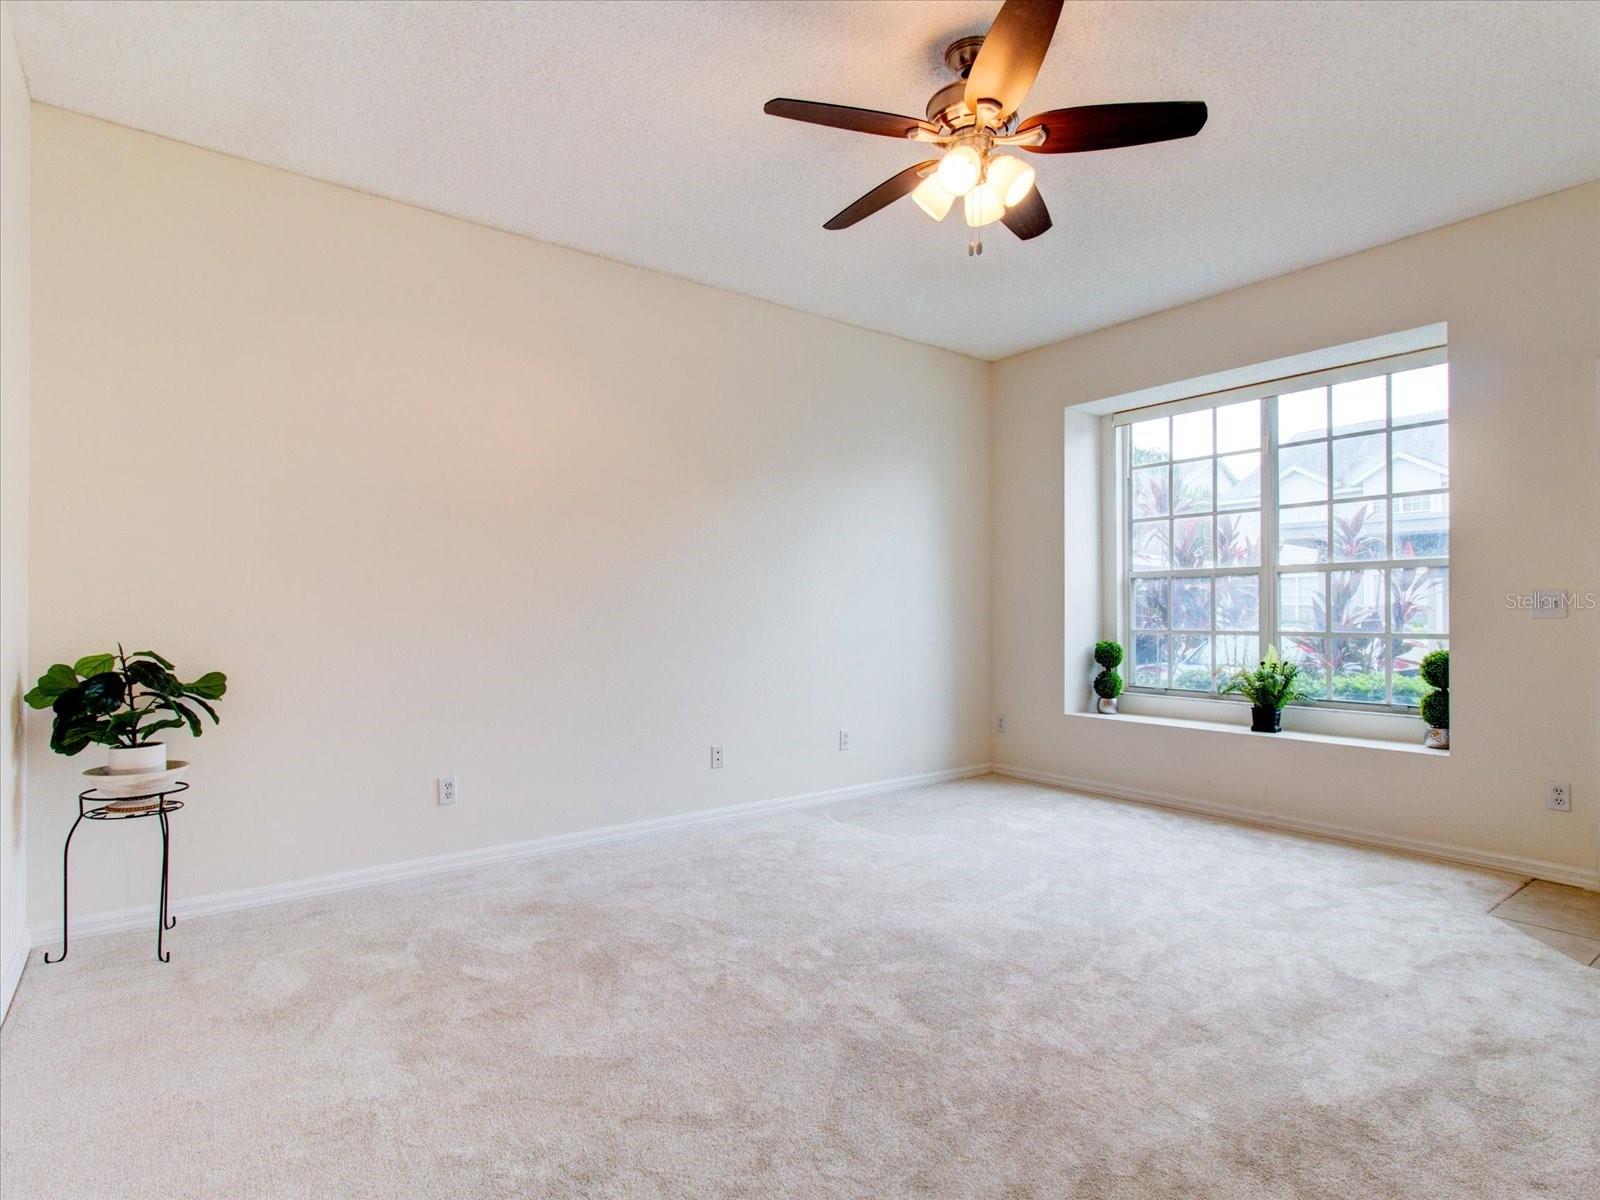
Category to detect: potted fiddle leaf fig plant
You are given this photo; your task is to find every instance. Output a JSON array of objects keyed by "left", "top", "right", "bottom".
[
  {"left": 1092, "top": 640, "right": 1124, "bottom": 714},
  {"left": 25, "top": 646, "right": 227, "bottom": 794},
  {"left": 1419, "top": 648, "right": 1449, "bottom": 749},
  {"left": 1219, "top": 647, "right": 1310, "bottom": 733}
]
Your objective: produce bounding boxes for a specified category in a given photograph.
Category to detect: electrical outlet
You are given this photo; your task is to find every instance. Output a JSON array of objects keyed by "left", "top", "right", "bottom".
[
  {"left": 995, "top": 714, "right": 1006, "bottom": 733},
  {"left": 838, "top": 730, "right": 851, "bottom": 751},
  {"left": 437, "top": 777, "right": 457, "bottom": 806},
  {"left": 1546, "top": 781, "right": 1571, "bottom": 812},
  {"left": 710, "top": 745, "right": 724, "bottom": 770}
]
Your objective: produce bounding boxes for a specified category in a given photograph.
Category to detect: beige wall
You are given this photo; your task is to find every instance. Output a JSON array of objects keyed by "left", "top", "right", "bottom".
[
  {"left": 993, "top": 183, "right": 1600, "bottom": 883},
  {"left": 26, "top": 107, "right": 992, "bottom": 925},
  {"left": 1, "top": 0, "right": 31, "bottom": 1015}
]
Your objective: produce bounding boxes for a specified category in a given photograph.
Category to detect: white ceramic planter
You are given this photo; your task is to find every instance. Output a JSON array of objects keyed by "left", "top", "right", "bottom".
[{"left": 107, "top": 743, "right": 168, "bottom": 774}]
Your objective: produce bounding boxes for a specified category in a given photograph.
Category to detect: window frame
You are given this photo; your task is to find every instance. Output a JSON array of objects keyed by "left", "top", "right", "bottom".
[{"left": 1107, "top": 346, "right": 1448, "bottom": 715}]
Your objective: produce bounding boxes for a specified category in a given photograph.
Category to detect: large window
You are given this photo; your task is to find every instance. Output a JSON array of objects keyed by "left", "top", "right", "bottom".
[{"left": 1116, "top": 350, "right": 1448, "bottom": 709}]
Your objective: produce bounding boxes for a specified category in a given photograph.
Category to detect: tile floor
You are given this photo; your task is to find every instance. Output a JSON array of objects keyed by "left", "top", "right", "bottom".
[{"left": 1489, "top": 879, "right": 1600, "bottom": 966}]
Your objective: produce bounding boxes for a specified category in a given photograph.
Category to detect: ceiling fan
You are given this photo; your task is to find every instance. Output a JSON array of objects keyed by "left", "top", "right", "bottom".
[{"left": 763, "top": 0, "right": 1206, "bottom": 249}]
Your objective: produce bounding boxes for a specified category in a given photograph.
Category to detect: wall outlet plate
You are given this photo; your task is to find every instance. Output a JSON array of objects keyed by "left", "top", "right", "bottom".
[
  {"left": 1546, "top": 781, "right": 1571, "bottom": 812},
  {"left": 838, "top": 730, "right": 850, "bottom": 751},
  {"left": 437, "top": 777, "right": 457, "bottom": 806},
  {"left": 995, "top": 714, "right": 1006, "bottom": 733},
  {"left": 710, "top": 746, "right": 724, "bottom": 770}
]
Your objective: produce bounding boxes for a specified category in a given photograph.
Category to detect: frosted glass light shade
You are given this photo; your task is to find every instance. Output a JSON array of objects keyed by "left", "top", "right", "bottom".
[
  {"left": 963, "top": 179, "right": 1005, "bottom": 227},
  {"left": 986, "top": 155, "right": 1036, "bottom": 207},
  {"left": 911, "top": 175, "right": 956, "bottom": 221},
  {"left": 935, "top": 145, "right": 982, "bottom": 197}
]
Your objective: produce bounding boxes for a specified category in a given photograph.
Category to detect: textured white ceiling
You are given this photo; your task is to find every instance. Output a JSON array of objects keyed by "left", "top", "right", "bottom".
[{"left": 11, "top": 1, "right": 1600, "bottom": 359}]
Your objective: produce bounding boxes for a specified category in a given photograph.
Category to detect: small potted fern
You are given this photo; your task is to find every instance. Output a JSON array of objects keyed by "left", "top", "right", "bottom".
[
  {"left": 1092, "top": 641, "right": 1124, "bottom": 714},
  {"left": 1419, "top": 649, "right": 1449, "bottom": 749},
  {"left": 1219, "top": 647, "right": 1309, "bottom": 733}
]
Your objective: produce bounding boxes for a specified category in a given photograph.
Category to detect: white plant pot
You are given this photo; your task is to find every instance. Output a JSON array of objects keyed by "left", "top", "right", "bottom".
[{"left": 107, "top": 743, "right": 168, "bottom": 774}]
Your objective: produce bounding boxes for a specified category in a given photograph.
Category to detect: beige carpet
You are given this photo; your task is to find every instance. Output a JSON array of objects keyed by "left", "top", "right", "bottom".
[{"left": 2, "top": 775, "right": 1597, "bottom": 1199}]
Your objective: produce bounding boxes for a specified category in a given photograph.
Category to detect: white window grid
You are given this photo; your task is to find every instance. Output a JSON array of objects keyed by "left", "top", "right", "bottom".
[{"left": 1114, "top": 348, "right": 1448, "bottom": 711}]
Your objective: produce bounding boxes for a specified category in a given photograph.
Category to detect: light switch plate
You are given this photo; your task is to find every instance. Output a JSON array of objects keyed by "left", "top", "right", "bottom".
[{"left": 1531, "top": 590, "right": 1567, "bottom": 619}]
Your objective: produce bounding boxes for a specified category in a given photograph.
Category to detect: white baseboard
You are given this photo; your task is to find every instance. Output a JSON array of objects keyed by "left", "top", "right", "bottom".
[
  {"left": 27, "top": 764, "right": 993, "bottom": 945},
  {"left": 1, "top": 931, "right": 29, "bottom": 1023},
  {"left": 992, "top": 763, "right": 1600, "bottom": 892}
]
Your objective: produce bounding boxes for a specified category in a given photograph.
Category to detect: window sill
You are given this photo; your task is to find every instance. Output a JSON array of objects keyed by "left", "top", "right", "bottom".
[{"left": 1071, "top": 698, "right": 1447, "bottom": 756}]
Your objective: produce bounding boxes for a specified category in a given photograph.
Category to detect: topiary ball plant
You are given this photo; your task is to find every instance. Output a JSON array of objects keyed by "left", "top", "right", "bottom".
[
  {"left": 1420, "top": 649, "right": 1448, "bottom": 692},
  {"left": 1093, "top": 669, "right": 1124, "bottom": 700},
  {"left": 1091, "top": 641, "right": 1125, "bottom": 712},
  {"left": 1420, "top": 689, "right": 1448, "bottom": 729},
  {"left": 1419, "top": 648, "right": 1449, "bottom": 748}
]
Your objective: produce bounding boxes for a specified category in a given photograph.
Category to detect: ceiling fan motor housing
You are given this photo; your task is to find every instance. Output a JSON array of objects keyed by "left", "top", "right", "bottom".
[{"left": 927, "top": 36, "right": 986, "bottom": 129}]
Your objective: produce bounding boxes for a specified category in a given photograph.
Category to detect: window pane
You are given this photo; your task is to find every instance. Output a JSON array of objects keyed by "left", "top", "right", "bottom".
[
  {"left": 1172, "top": 635, "right": 1213, "bottom": 691},
  {"left": 1331, "top": 637, "right": 1386, "bottom": 702},
  {"left": 1173, "top": 459, "right": 1213, "bottom": 514},
  {"left": 1209, "top": 448, "right": 1260, "bottom": 508},
  {"left": 1278, "top": 504, "right": 1328, "bottom": 565},
  {"left": 1279, "top": 636, "right": 1329, "bottom": 700},
  {"left": 1172, "top": 409, "right": 1213, "bottom": 460},
  {"left": 1391, "top": 363, "right": 1447, "bottom": 425},
  {"left": 1132, "top": 578, "right": 1169, "bottom": 629},
  {"left": 1216, "top": 510, "right": 1261, "bottom": 567},
  {"left": 1392, "top": 424, "right": 1448, "bottom": 490},
  {"left": 1214, "top": 634, "right": 1259, "bottom": 689},
  {"left": 1215, "top": 576, "right": 1259, "bottom": 631},
  {"left": 1132, "top": 520, "right": 1169, "bottom": 570},
  {"left": 1279, "top": 440, "right": 1328, "bottom": 504},
  {"left": 1131, "top": 417, "right": 1170, "bottom": 465},
  {"left": 1278, "top": 572, "right": 1326, "bottom": 632},
  {"left": 1172, "top": 516, "right": 1213, "bottom": 569},
  {"left": 1393, "top": 493, "right": 1448, "bottom": 558},
  {"left": 1392, "top": 566, "right": 1448, "bottom": 633},
  {"left": 1131, "top": 465, "right": 1169, "bottom": 518},
  {"left": 1216, "top": 452, "right": 1261, "bottom": 510},
  {"left": 1172, "top": 578, "right": 1212, "bottom": 630},
  {"left": 1215, "top": 399, "right": 1260, "bottom": 454},
  {"left": 1278, "top": 387, "right": 1327, "bottom": 443},
  {"left": 1332, "top": 432, "right": 1386, "bottom": 498},
  {"left": 1330, "top": 375, "right": 1386, "bottom": 435},
  {"left": 1134, "top": 634, "right": 1169, "bottom": 687},
  {"left": 1330, "top": 569, "right": 1384, "bottom": 632},
  {"left": 1331, "top": 500, "right": 1387, "bottom": 562},
  {"left": 1391, "top": 637, "right": 1446, "bottom": 708}
]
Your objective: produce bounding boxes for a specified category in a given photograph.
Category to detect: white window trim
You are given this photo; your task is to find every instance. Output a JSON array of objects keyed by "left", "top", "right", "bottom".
[{"left": 1098, "top": 345, "right": 1448, "bottom": 735}]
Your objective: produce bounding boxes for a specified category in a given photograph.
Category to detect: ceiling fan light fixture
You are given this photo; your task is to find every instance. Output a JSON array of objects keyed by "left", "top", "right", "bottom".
[
  {"left": 911, "top": 174, "right": 956, "bottom": 221},
  {"left": 935, "top": 145, "right": 982, "bottom": 197},
  {"left": 963, "top": 179, "right": 1006, "bottom": 228},
  {"left": 987, "top": 155, "right": 1036, "bottom": 207}
]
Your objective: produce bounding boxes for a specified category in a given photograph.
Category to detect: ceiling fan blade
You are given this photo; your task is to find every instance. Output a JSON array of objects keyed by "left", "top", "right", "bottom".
[
  {"left": 1001, "top": 186, "right": 1052, "bottom": 240},
  {"left": 964, "top": 0, "right": 1064, "bottom": 121},
  {"left": 824, "top": 161, "right": 938, "bottom": 230},
  {"left": 1017, "top": 102, "right": 1208, "bottom": 153},
  {"left": 764, "top": 98, "right": 938, "bottom": 139}
]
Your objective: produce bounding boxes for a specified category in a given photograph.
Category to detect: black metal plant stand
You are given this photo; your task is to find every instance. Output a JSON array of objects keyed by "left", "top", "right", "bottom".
[{"left": 45, "top": 781, "right": 188, "bottom": 964}]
